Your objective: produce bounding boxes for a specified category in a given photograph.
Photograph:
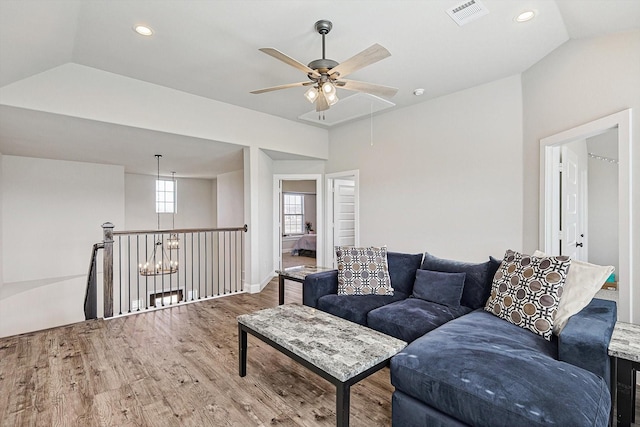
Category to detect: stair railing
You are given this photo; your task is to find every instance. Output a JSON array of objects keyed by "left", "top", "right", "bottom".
[{"left": 100, "top": 223, "right": 247, "bottom": 318}]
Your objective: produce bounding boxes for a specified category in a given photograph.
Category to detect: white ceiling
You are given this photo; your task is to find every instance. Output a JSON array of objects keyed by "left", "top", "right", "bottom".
[{"left": 0, "top": 0, "right": 638, "bottom": 176}]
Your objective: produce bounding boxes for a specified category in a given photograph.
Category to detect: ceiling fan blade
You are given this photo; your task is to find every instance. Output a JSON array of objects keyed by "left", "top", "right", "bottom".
[
  {"left": 250, "top": 81, "right": 313, "bottom": 94},
  {"left": 316, "top": 93, "right": 330, "bottom": 112},
  {"left": 336, "top": 79, "right": 398, "bottom": 98},
  {"left": 329, "top": 44, "right": 391, "bottom": 79},
  {"left": 259, "top": 48, "right": 321, "bottom": 78}
]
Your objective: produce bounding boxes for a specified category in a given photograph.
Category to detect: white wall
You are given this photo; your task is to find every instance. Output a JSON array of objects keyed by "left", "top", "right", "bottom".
[
  {"left": 0, "top": 156, "right": 124, "bottom": 337},
  {"left": 587, "top": 130, "right": 619, "bottom": 275},
  {"left": 522, "top": 30, "right": 640, "bottom": 321},
  {"left": 217, "top": 170, "right": 244, "bottom": 228},
  {"left": 258, "top": 151, "right": 274, "bottom": 285},
  {"left": 0, "top": 152, "right": 3, "bottom": 293},
  {"left": 326, "top": 75, "right": 524, "bottom": 261},
  {"left": 0, "top": 64, "right": 330, "bottom": 291},
  {"left": 211, "top": 178, "right": 218, "bottom": 227},
  {"left": 124, "top": 173, "right": 215, "bottom": 230}
]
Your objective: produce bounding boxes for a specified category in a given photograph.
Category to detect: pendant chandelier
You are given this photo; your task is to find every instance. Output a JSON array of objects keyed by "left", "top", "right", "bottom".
[{"left": 139, "top": 155, "right": 178, "bottom": 276}]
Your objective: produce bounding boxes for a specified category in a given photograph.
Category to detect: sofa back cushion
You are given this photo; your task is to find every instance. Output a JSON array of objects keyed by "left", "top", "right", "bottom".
[
  {"left": 387, "top": 252, "right": 424, "bottom": 295},
  {"left": 412, "top": 269, "right": 466, "bottom": 307},
  {"left": 421, "top": 252, "right": 501, "bottom": 310}
]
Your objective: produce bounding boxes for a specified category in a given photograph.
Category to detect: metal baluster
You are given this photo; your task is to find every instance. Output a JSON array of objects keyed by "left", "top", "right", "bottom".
[
  {"left": 205, "top": 231, "right": 208, "bottom": 298},
  {"left": 184, "top": 232, "right": 188, "bottom": 300},
  {"left": 198, "top": 232, "right": 201, "bottom": 299},
  {"left": 127, "top": 235, "right": 131, "bottom": 313},
  {"left": 161, "top": 233, "right": 165, "bottom": 306},
  {"left": 145, "top": 235, "right": 149, "bottom": 309},
  {"left": 137, "top": 235, "right": 140, "bottom": 311},
  {"left": 153, "top": 233, "right": 157, "bottom": 307},
  {"left": 222, "top": 231, "right": 231, "bottom": 294},
  {"left": 215, "top": 231, "right": 218, "bottom": 296},
  {"left": 118, "top": 235, "right": 122, "bottom": 315}
]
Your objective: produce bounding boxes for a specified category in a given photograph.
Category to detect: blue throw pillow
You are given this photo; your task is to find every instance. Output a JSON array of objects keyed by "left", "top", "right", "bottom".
[
  {"left": 421, "top": 253, "right": 501, "bottom": 309},
  {"left": 412, "top": 269, "right": 466, "bottom": 307}
]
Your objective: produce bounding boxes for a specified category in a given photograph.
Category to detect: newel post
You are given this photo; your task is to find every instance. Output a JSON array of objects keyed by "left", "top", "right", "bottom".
[{"left": 102, "top": 222, "right": 114, "bottom": 318}]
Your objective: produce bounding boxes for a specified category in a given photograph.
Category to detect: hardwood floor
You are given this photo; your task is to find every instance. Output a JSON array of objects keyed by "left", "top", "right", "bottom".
[
  {"left": 1, "top": 279, "right": 638, "bottom": 426},
  {"left": 0, "top": 279, "right": 393, "bottom": 427}
]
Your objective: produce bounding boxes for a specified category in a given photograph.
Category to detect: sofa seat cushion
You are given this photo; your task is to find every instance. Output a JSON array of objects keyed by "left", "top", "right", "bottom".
[
  {"left": 391, "top": 310, "right": 610, "bottom": 427},
  {"left": 317, "top": 292, "right": 408, "bottom": 326},
  {"left": 367, "top": 298, "right": 472, "bottom": 343}
]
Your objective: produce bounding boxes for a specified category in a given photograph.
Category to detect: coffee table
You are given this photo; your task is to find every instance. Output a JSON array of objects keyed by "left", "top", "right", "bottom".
[
  {"left": 276, "top": 265, "right": 333, "bottom": 305},
  {"left": 237, "top": 304, "right": 407, "bottom": 426},
  {"left": 609, "top": 321, "right": 640, "bottom": 427}
]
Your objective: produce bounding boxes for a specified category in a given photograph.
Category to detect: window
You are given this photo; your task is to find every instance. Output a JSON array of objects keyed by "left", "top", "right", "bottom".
[
  {"left": 156, "top": 179, "right": 176, "bottom": 213},
  {"left": 283, "top": 193, "right": 304, "bottom": 234}
]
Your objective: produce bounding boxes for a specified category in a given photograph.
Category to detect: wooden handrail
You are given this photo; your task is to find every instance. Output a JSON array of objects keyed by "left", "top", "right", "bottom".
[{"left": 113, "top": 225, "right": 248, "bottom": 236}]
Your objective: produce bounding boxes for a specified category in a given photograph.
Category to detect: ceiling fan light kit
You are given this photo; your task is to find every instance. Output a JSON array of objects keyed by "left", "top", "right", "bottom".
[{"left": 251, "top": 19, "right": 398, "bottom": 113}]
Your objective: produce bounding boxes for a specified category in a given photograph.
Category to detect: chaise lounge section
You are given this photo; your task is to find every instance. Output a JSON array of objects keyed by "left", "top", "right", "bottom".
[{"left": 302, "top": 251, "right": 616, "bottom": 426}]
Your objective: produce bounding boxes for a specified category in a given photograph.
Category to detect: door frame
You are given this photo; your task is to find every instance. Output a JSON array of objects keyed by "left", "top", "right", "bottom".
[
  {"left": 539, "top": 109, "right": 633, "bottom": 322},
  {"left": 273, "top": 174, "right": 324, "bottom": 271},
  {"left": 326, "top": 170, "right": 360, "bottom": 266}
]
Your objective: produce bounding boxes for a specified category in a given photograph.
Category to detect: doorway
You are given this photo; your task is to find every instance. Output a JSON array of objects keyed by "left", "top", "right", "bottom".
[
  {"left": 273, "top": 174, "right": 323, "bottom": 271},
  {"left": 539, "top": 109, "right": 632, "bottom": 322}
]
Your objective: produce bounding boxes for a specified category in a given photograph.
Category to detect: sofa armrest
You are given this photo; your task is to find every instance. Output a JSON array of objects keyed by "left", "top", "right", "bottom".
[
  {"left": 558, "top": 298, "right": 616, "bottom": 389},
  {"left": 302, "top": 270, "right": 338, "bottom": 308}
]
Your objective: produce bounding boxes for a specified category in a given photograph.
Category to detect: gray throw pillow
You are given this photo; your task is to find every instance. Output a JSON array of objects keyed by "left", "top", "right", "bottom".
[{"left": 412, "top": 269, "right": 466, "bottom": 307}]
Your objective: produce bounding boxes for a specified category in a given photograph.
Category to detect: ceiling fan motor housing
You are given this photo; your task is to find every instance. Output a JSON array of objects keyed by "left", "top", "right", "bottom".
[{"left": 307, "top": 58, "right": 339, "bottom": 75}]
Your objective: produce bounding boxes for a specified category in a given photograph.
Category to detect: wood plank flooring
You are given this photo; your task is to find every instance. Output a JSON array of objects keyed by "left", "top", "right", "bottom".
[
  {"left": 1, "top": 278, "right": 638, "bottom": 426},
  {"left": 0, "top": 280, "right": 393, "bottom": 427}
]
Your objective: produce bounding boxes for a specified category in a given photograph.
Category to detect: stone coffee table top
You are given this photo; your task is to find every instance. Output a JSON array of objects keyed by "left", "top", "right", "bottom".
[
  {"left": 237, "top": 304, "right": 407, "bottom": 382},
  {"left": 276, "top": 265, "right": 334, "bottom": 281},
  {"left": 608, "top": 321, "right": 640, "bottom": 362}
]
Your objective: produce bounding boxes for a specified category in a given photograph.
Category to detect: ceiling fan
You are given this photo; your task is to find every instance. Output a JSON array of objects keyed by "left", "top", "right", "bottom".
[{"left": 250, "top": 20, "right": 398, "bottom": 112}]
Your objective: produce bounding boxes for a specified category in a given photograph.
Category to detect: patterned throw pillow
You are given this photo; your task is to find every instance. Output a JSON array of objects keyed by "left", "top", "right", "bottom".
[
  {"left": 485, "top": 249, "right": 571, "bottom": 341},
  {"left": 336, "top": 246, "right": 393, "bottom": 296}
]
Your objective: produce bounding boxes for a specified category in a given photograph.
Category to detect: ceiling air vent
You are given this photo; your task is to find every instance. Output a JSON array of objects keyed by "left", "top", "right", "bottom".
[{"left": 446, "top": 0, "right": 489, "bottom": 26}]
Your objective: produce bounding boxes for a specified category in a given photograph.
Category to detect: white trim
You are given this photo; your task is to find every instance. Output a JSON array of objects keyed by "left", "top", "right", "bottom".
[
  {"left": 539, "top": 109, "right": 633, "bottom": 322},
  {"left": 273, "top": 174, "right": 324, "bottom": 271},
  {"left": 248, "top": 272, "right": 275, "bottom": 294},
  {"left": 325, "top": 170, "right": 360, "bottom": 267}
]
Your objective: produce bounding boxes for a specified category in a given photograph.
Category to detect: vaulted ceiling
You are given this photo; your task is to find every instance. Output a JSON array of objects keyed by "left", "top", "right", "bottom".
[{"left": 0, "top": 0, "right": 638, "bottom": 176}]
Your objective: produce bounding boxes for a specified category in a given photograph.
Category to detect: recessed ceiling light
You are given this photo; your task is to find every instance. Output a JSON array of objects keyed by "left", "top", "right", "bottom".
[
  {"left": 515, "top": 10, "right": 536, "bottom": 23},
  {"left": 134, "top": 25, "right": 153, "bottom": 36},
  {"left": 413, "top": 88, "right": 425, "bottom": 96}
]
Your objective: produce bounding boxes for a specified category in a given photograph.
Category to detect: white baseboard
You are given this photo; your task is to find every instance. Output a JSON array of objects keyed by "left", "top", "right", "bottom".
[{"left": 248, "top": 272, "right": 275, "bottom": 294}]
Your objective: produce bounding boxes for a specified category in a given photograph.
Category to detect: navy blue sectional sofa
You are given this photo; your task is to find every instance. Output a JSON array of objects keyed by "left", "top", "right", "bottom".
[{"left": 302, "top": 252, "right": 616, "bottom": 427}]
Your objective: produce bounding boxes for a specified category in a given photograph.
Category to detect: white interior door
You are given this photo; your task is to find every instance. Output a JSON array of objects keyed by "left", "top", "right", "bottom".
[
  {"left": 333, "top": 179, "right": 356, "bottom": 248},
  {"left": 561, "top": 146, "right": 582, "bottom": 259}
]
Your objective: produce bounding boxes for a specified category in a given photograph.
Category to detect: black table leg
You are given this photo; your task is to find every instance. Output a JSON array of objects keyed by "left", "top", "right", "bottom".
[
  {"left": 279, "top": 275, "right": 285, "bottom": 305},
  {"left": 616, "top": 358, "right": 634, "bottom": 427},
  {"left": 239, "top": 324, "right": 247, "bottom": 377},
  {"left": 336, "top": 382, "right": 351, "bottom": 427},
  {"left": 632, "top": 368, "right": 637, "bottom": 424}
]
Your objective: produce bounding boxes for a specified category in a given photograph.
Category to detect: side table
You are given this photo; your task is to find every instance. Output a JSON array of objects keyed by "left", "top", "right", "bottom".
[
  {"left": 609, "top": 321, "right": 640, "bottom": 427},
  {"left": 275, "top": 265, "right": 333, "bottom": 305}
]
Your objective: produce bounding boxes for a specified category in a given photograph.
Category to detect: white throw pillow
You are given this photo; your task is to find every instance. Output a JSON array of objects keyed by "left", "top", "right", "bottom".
[{"left": 533, "top": 250, "right": 614, "bottom": 334}]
